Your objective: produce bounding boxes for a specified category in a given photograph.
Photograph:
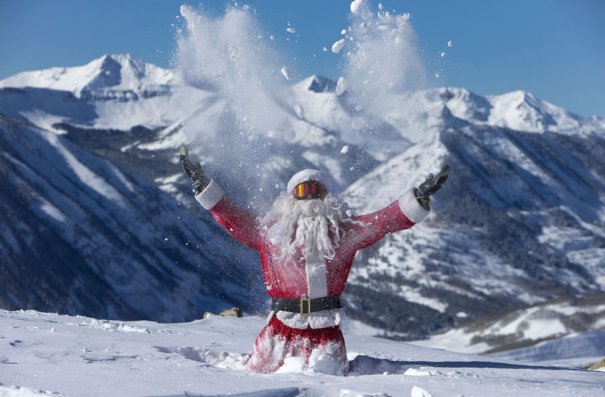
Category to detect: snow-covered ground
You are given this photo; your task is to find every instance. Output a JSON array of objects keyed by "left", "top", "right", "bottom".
[{"left": 1, "top": 310, "right": 603, "bottom": 397}]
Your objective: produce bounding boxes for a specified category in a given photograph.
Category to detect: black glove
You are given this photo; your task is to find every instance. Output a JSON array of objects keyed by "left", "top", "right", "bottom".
[
  {"left": 180, "top": 146, "right": 210, "bottom": 195},
  {"left": 414, "top": 165, "right": 450, "bottom": 210}
]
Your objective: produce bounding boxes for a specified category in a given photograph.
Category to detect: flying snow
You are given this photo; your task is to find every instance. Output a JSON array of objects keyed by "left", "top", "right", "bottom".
[
  {"left": 176, "top": 5, "right": 285, "bottom": 134},
  {"left": 331, "top": 39, "right": 346, "bottom": 54},
  {"left": 281, "top": 66, "right": 291, "bottom": 80},
  {"left": 175, "top": 4, "right": 294, "bottom": 210},
  {"left": 335, "top": 76, "right": 347, "bottom": 96},
  {"left": 341, "top": 0, "right": 425, "bottom": 115},
  {"left": 172, "top": 1, "right": 429, "bottom": 204},
  {"left": 294, "top": 104, "right": 305, "bottom": 119},
  {"left": 350, "top": 0, "right": 365, "bottom": 14},
  {"left": 351, "top": 117, "right": 366, "bottom": 130}
]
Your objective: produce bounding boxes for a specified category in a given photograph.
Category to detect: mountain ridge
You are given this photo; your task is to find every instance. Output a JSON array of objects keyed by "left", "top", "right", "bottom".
[
  {"left": 0, "top": 54, "right": 603, "bottom": 350},
  {"left": 1, "top": 54, "right": 604, "bottom": 136},
  {"left": 0, "top": 54, "right": 175, "bottom": 98}
]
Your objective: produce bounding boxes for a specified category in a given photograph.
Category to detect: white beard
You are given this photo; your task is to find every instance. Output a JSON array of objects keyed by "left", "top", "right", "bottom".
[{"left": 261, "top": 193, "right": 351, "bottom": 261}]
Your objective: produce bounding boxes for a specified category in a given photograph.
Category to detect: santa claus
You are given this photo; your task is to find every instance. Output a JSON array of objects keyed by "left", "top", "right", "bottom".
[{"left": 180, "top": 147, "right": 449, "bottom": 376}]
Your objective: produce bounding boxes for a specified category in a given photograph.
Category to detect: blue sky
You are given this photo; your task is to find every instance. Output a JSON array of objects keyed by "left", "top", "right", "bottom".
[{"left": 1, "top": 0, "right": 603, "bottom": 116}]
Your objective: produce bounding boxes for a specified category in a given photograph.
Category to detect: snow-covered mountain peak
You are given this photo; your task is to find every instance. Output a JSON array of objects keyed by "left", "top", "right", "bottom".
[
  {"left": 486, "top": 89, "right": 605, "bottom": 135},
  {"left": 495, "top": 89, "right": 537, "bottom": 103},
  {"left": 411, "top": 87, "right": 604, "bottom": 136},
  {"left": 0, "top": 54, "right": 175, "bottom": 97},
  {"left": 431, "top": 87, "right": 491, "bottom": 123},
  {"left": 487, "top": 90, "right": 558, "bottom": 132}
]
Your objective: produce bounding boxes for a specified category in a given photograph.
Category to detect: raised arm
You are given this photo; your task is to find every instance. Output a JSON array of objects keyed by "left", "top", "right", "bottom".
[
  {"left": 348, "top": 165, "right": 449, "bottom": 250},
  {"left": 348, "top": 191, "right": 425, "bottom": 250},
  {"left": 180, "top": 146, "right": 260, "bottom": 250}
]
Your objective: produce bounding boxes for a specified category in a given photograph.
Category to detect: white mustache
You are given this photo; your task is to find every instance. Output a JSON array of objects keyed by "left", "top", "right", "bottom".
[{"left": 261, "top": 194, "right": 350, "bottom": 261}]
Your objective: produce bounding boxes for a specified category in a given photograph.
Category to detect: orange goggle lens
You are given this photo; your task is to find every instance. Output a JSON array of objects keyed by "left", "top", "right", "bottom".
[{"left": 293, "top": 181, "right": 326, "bottom": 200}]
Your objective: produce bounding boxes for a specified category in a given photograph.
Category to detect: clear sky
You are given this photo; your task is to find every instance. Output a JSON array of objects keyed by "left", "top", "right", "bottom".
[{"left": 1, "top": 0, "right": 603, "bottom": 116}]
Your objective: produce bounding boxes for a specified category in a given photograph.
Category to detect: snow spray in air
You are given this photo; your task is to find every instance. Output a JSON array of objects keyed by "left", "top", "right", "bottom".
[
  {"left": 334, "top": 0, "right": 429, "bottom": 146},
  {"left": 173, "top": 1, "right": 429, "bottom": 205},
  {"left": 175, "top": 4, "right": 296, "bottom": 211},
  {"left": 342, "top": 1, "right": 425, "bottom": 109}
]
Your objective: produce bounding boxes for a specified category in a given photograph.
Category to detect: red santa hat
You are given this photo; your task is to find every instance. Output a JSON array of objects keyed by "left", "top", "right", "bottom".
[{"left": 287, "top": 169, "right": 329, "bottom": 194}]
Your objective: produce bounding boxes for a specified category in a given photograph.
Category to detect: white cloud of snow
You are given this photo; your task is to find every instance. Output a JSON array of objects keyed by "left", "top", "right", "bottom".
[
  {"left": 343, "top": 1, "right": 426, "bottom": 116},
  {"left": 174, "top": 4, "right": 299, "bottom": 209}
]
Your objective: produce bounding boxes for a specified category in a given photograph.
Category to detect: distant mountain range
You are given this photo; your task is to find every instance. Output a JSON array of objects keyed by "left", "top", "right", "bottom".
[{"left": 1, "top": 54, "right": 603, "bottom": 350}]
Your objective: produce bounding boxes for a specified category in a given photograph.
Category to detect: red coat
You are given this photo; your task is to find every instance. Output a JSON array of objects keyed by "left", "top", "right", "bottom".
[{"left": 196, "top": 180, "right": 429, "bottom": 301}]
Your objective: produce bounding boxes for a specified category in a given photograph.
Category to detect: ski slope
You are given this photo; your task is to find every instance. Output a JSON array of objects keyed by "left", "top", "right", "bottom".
[{"left": 0, "top": 310, "right": 603, "bottom": 397}]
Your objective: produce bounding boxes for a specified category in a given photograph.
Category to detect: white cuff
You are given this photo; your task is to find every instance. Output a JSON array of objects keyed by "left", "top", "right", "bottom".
[
  {"left": 275, "top": 309, "right": 342, "bottom": 329},
  {"left": 398, "top": 189, "right": 430, "bottom": 224},
  {"left": 195, "top": 180, "right": 225, "bottom": 210}
]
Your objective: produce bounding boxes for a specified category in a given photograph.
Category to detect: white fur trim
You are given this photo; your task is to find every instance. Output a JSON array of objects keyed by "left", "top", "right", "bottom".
[
  {"left": 305, "top": 249, "right": 328, "bottom": 299},
  {"left": 195, "top": 180, "right": 225, "bottom": 210},
  {"left": 287, "top": 169, "right": 329, "bottom": 193},
  {"left": 267, "top": 311, "right": 276, "bottom": 324},
  {"left": 275, "top": 309, "right": 341, "bottom": 329},
  {"left": 398, "top": 189, "right": 430, "bottom": 224}
]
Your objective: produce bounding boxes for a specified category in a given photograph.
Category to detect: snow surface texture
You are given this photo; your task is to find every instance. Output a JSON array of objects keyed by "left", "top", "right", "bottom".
[
  {"left": 0, "top": 0, "right": 605, "bottom": 351},
  {"left": 1, "top": 310, "right": 603, "bottom": 397}
]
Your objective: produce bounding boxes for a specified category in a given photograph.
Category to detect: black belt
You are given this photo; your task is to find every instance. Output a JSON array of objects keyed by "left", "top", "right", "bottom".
[{"left": 271, "top": 297, "right": 342, "bottom": 315}]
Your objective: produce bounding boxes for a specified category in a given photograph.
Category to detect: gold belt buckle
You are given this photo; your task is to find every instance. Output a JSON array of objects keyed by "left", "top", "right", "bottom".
[{"left": 299, "top": 298, "right": 311, "bottom": 315}]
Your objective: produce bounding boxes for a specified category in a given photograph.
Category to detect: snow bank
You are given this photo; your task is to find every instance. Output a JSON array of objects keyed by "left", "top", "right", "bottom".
[{"left": 2, "top": 310, "right": 602, "bottom": 397}]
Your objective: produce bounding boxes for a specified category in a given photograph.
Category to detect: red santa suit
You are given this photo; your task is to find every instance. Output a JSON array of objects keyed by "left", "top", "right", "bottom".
[{"left": 195, "top": 170, "right": 429, "bottom": 375}]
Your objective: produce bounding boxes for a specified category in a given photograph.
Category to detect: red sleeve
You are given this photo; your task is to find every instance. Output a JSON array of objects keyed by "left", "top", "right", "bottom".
[
  {"left": 347, "top": 189, "right": 430, "bottom": 250},
  {"left": 348, "top": 201, "right": 415, "bottom": 250},
  {"left": 195, "top": 180, "right": 260, "bottom": 251},
  {"left": 210, "top": 197, "right": 260, "bottom": 251}
]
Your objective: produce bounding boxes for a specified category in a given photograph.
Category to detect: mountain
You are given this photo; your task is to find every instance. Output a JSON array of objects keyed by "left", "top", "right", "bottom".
[
  {"left": 412, "top": 293, "right": 605, "bottom": 355},
  {"left": 342, "top": 94, "right": 605, "bottom": 339},
  {"left": 0, "top": 54, "right": 174, "bottom": 98},
  {"left": 0, "top": 113, "right": 263, "bottom": 321},
  {"left": 426, "top": 87, "right": 604, "bottom": 135},
  {"left": 0, "top": 55, "right": 603, "bottom": 349},
  {"left": 0, "top": 54, "right": 203, "bottom": 131}
]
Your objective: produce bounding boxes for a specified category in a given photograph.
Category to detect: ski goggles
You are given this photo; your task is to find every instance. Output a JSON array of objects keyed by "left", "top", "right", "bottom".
[{"left": 293, "top": 180, "right": 327, "bottom": 200}]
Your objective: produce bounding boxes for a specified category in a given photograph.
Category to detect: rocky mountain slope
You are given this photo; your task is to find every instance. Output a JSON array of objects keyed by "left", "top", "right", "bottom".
[
  {"left": 0, "top": 55, "right": 603, "bottom": 347},
  {"left": 0, "top": 111, "right": 262, "bottom": 321}
]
